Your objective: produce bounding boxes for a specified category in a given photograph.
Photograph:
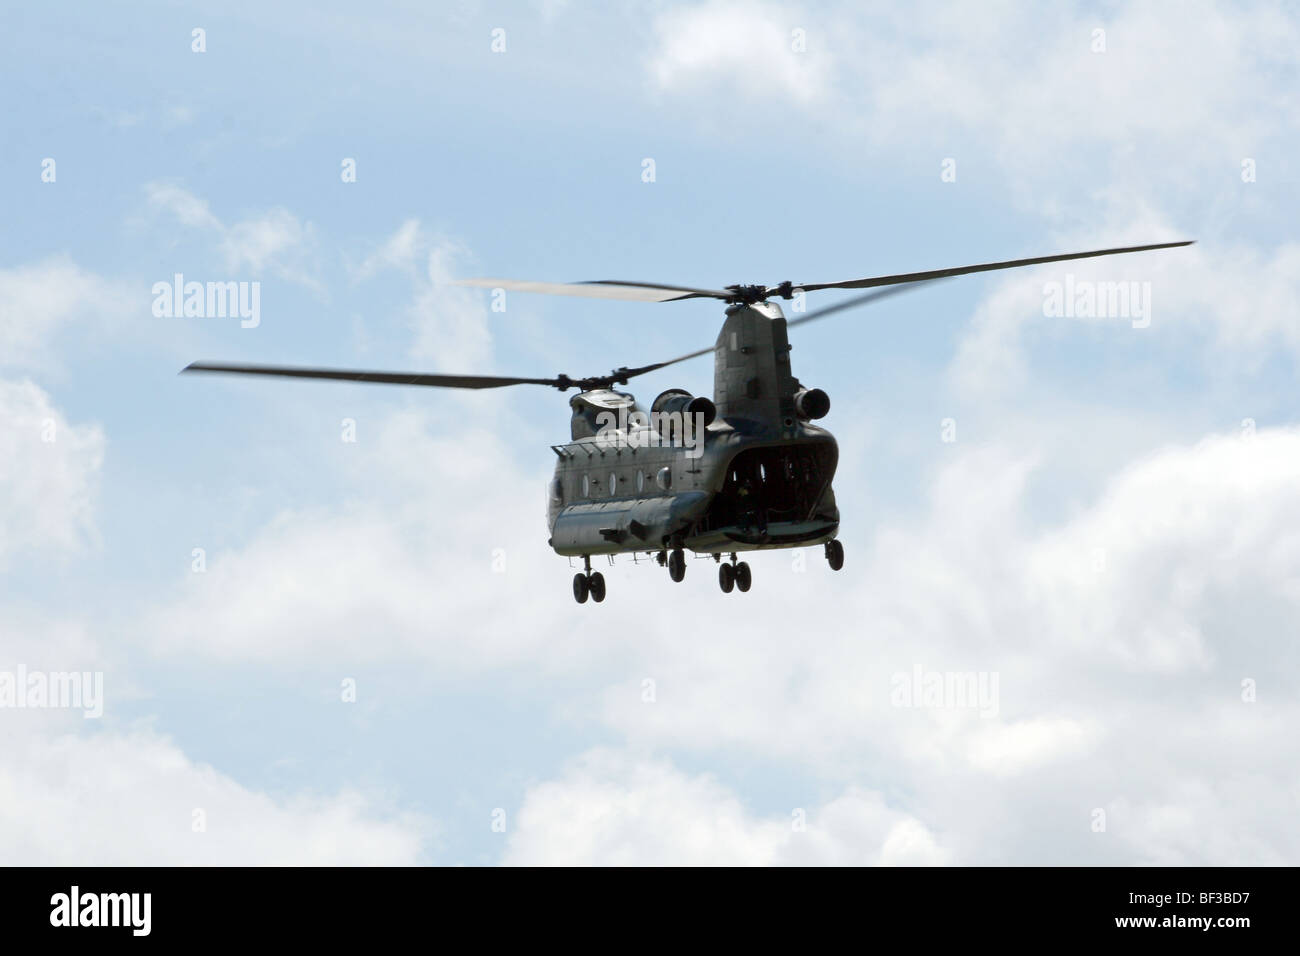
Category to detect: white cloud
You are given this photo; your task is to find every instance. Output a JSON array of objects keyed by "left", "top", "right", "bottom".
[
  {"left": 0, "top": 422, "right": 429, "bottom": 866},
  {"left": 647, "top": 1, "right": 1298, "bottom": 179},
  {"left": 787, "top": 789, "right": 951, "bottom": 866},
  {"left": 950, "top": 231, "right": 1300, "bottom": 396},
  {"left": 219, "top": 207, "right": 311, "bottom": 274},
  {"left": 1022, "top": 428, "right": 1300, "bottom": 670},
  {"left": 0, "top": 379, "right": 104, "bottom": 567},
  {"left": 352, "top": 218, "right": 425, "bottom": 280},
  {"left": 409, "top": 236, "right": 494, "bottom": 371},
  {"left": 0, "top": 727, "right": 430, "bottom": 864},
  {"left": 965, "top": 718, "right": 1097, "bottom": 776},
  {"left": 587, "top": 428, "right": 1300, "bottom": 862},
  {"left": 503, "top": 749, "right": 947, "bottom": 865},
  {"left": 164, "top": 105, "right": 196, "bottom": 127},
  {"left": 851, "top": 1, "right": 1296, "bottom": 159},
  {"left": 146, "top": 183, "right": 319, "bottom": 289},
  {"left": 142, "top": 407, "right": 560, "bottom": 669},
  {"left": 0, "top": 258, "right": 131, "bottom": 369},
  {"left": 648, "top": 0, "right": 831, "bottom": 103},
  {"left": 145, "top": 182, "right": 222, "bottom": 231},
  {"left": 347, "top": 219, "right": 492, "bottom": 369},
  {"left": 138, "top": 402, "right": 1300, "bottom": 863}
]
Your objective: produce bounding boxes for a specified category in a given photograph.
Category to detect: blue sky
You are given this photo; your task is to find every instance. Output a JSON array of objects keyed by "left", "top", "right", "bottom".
[{"left": 2, "top": 0, "right": 1299, "bottom": 864}]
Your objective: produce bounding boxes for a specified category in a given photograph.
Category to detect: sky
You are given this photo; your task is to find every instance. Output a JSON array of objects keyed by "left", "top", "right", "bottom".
[{"left": 1, "top": 0, "right": 1298, "bottom": 865}]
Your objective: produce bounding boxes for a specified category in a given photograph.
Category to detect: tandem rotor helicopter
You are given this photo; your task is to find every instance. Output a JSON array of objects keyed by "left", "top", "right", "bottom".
[{"left": 185, "top": 239, "right": 1191, "bottom": 604}]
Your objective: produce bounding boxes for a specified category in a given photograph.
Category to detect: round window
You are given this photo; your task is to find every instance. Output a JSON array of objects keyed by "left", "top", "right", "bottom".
[
  {"left": 582, "top": 474, "right": 590, "bottom": 497},
  {"left": 655, "top": 466, "right": 672, "bottom": 491},
  {"left": 609, "top": 472, "right": 618, "bottom": 496},
  {"left": 636, "top": 470, "right": 645, "bottom": 493}
]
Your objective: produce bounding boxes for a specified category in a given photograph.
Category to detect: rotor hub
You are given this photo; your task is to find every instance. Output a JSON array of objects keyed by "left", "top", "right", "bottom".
[{"left": 725, "top": 284, "right": 770, "bottom": 305}]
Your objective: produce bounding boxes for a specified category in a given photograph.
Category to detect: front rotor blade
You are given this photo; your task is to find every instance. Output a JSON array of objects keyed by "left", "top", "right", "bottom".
[
  {"left": 182, "top": 362, "right": 562, "bottom": 389},
  {"left": 786, "top": 283, "right": 931, "bottom": 329},
  {"left": 454, "top": 277, "right": 732, "bottom": 302},
  {"left": 793, "top": 240, "right": 1194, "bottom": 294}
]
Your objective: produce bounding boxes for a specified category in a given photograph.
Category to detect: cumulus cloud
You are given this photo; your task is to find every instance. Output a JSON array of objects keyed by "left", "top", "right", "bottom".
[
  {"left": 219, "top": 208, "right": 311, "bottom": 274},
  {"left": 950, "top": 231, "right": 1300, "bottom": 396},
  {"left": 0, "top": 726, "right": 430, "bottom": 864},
  {"left": 646, "top": 1, "right": 1298, "bottom": 181},
  {"left": 588, "top": 428, "right": 1300, "bottom": 863},
  {"left": 132, "top": 377, "right": 1300, "bottom": 864},
  {"left": 408, "top": 237, "right": 495, "bottom": 371},
  {"left": 0, "top": 379, "right": 104, "bottom": 567},
  {"left": 141, "top": 407, "right": 561, "bottom": 669},
  {"left": 145, "top": 182, "right": 222, "bottom": 231},
  {"left": 648, "top": 1, "right": 832, "bottom": 103},
  {"left": 0, "top": 409, "right": 429, "bottom": 865},
  {"left": 851, "top": 1, "right": 1296, "bottom": 161},
  {"left": 351, "top": 218, "right": 426, "bottom": 280},
  {"left": 347, "top": 220, "right": 493, "bottom": 370},
  {"left": 146, "top": 183, "right": 320, "bottom": 290},
  {"left": 503, "top": 749, "right": 947, "bottom": 865},
  {"left": 0, "top": 258, "right": 133, "bottom": 370}
]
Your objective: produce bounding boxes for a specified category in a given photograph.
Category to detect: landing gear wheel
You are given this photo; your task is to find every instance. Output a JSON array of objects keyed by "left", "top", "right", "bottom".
[
  {"left": 718, "top": 562, "right": 735, "bottom": 593},
  {"left": 826, "top": 539, "right": 844, "bottom": 571},
  {"left": 735, "top": 561, "right": 752, "bottom": 592},
  {"left": 588, "top": 571, "right": 606, "bottom": 603},
  {"left": 572, "top": 572, "right": 590, "bottom": 604},
  {"left": 668, "top": 549, "right": 686, "bottom": 583}
]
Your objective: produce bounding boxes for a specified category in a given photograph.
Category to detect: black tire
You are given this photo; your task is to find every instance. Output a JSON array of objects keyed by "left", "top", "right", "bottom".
[
  {"left": 588, "top": 571, "right": 606, "bottom": 603},
  {"left": 735, "top": 561, "right": 752, "bottom": 592},
  {"left": 573, "top": 572, "right": 590, "bottom": 604},
  {"left": 827, "top": 539, "right": 844, "bottom": 571},
  {"left": 668, "top": 549, "right": 686, "bottom": 583},
  {"left": 719, "top": 562, "right": 735, "bottom": 593}
]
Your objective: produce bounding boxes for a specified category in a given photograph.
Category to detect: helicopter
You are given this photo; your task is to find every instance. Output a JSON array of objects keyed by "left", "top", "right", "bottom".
[{"left": 184, "top": 239, "right": 1191, "bottom": 604}]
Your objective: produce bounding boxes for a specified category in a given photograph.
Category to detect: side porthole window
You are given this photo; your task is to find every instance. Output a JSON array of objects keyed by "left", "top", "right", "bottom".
[
  {"left": 655, "top": 466, "right": 672, "bottom": 491},
  {"left": 609, "top": 472, "right": 617, "bottom": 496},
  {"left": 582, "top": 474, "right": 590, "bottom": 497},
  {"left": 636, "top": 470, "right": 645, "bottom": 493},
  {"left": 550, "top": 477, "right": 563, "bottom": 504}
]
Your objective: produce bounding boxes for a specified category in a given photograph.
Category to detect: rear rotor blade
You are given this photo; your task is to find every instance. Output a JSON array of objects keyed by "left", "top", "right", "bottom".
[
  {"left": 614, "top": 344, "right": 716, "bottom": 381},
  {"left": 792, "top": 240, "right": 1194, "bottom": 294},
  {"left": 454, "top": 277, "right": 732, "bottom": 302},
  {"left": 182, "top": 362, "right": 563, "bottom": 389},
  {"left": 612, "top": 281, "right": 940, "bottom": 383}
]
